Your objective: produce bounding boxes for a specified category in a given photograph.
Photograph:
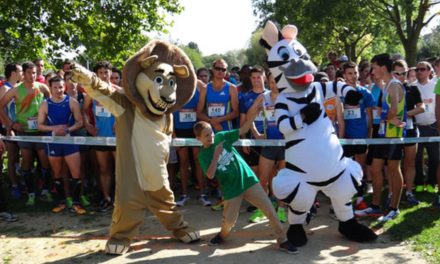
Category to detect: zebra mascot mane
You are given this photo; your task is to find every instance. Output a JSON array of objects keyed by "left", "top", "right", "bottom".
[{"left": 260, "top": 20, "right": 377, "bottom": 247}]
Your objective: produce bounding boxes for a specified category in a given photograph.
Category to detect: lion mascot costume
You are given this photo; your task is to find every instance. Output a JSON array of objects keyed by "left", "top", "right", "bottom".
[
  {"left": 260, "top": 21, "right": 377, "bottom": 246},
  {"left": 71, "top": 40, "right": 200, "bottom": 254}
]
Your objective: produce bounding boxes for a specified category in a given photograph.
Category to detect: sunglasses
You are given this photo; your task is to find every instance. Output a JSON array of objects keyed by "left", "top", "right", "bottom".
[
  {"left": 415, "top": 68, "right": 428, "bottom": 72},
  {"left": 392, "top": 71, "right": 407, "bottom": 77},
  {"left": 214, "top": 66, "right": 227, "bottom": 72}
]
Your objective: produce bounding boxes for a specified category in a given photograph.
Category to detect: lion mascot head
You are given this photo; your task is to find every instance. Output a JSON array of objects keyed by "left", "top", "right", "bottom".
[{"left": 123, "top": 40, "right": 196, "bottom": 120}]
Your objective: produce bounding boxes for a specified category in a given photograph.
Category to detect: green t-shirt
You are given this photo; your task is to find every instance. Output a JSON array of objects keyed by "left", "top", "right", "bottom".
[
  {"left": 198, "top": 129, "right": 259, "bottom": 200},
  {"left": 434, "top": 78, "right": 440, "bottom": 95},
  {"left": 15, "top": 82, "right": 45, "bottom": 132}
]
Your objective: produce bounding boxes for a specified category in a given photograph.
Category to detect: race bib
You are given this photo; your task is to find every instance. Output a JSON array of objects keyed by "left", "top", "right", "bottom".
[
  {"left": 265, "top": 107, "right": 276, "bottom": 122},
  {"left": 96, "top": 105, "right": 111, "bottom": 118},
  {"left": 406, "top": 117, "right": 414, "bottom": 129},
  {"left": 179, "top": 109, "right": 196, "bottom": 123},
  {"left": 208, "top": 103, "right": 225, "bottom": 117},
  {"left": 378, "top": 121, "right": 385, "bottom": 136},
  {"left": 27, "top": 117, "right": 38, "bottom": 130},
  {"left": 344, "top": 107, "right": 361, "bottom": 120},
  {"left": 255, "top": 110, "right": 264, "bottom": 121},
  {"left": 424, "top": 99, "right": 433, "bottom": 113},
  {"left": 372, "top": 108, "right": 380, "bottom": 120}
]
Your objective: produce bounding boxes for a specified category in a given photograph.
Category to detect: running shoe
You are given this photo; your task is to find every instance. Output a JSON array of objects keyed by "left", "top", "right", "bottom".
[
  {"left": 279, "top": 240, "right": 299, "bottom": 254},
  {"left": 26, "top": 194, "right": 35, "bottom": 206},
  {"left": 249, "top": 209, "right": 267, "bottom": 223},
  {"left": 378, "top": 209, "right": 399, "bottom": 222},
  {"left": 10, "top": 185, "right": 21, "bottom": 199},
  {"left": 354, "top": 206, "right": 384, "bottom": 217},
  {"left": 406, "top": 193, "right": 420, "bottom": 206},
  {"left": 199, "top": 195, "right": 211, "bottom": 207},
  {"left": 66, "top": 197, "right": 74, "bottom": 209},
  {"left": 0, "top": 211, "right": 18, "bottom": 222},
  {"left": 176, "top": 195, "right": 190, "bottom": 207},
  {"left": 52, "top": 203, "right": 67, "bottom": 213},
  {"left": 247, "top": 205, "right": 257, "bottom": 213},
  {"left": 99, "top": 199, "right": 114, "bottom": 212},
  {"left": 70, "top": 204, "right": 87, "bottom": 215},
  {"left": 80, "top": 195, "right": 91, "bottom": 207},
  {"left": 426, "top": 184, "right": 436, "bottom": 194},
  {"left": 415, "top": 185, "right": 425, "bottom": 193},
  {"left": 40, "top": 191, "right": 53, "bottom": 203},
  {"left": 355, "top": 200, "right": 369, "bottom": 210},
  {"left": 208, "top": 233, "right": 224, "bottom": 246},
  {"left": 277, "top": 207, "right": 287, "bottom": 223},
  {"left": 211, "top": 200, "right": 224, "bottom": 211}
]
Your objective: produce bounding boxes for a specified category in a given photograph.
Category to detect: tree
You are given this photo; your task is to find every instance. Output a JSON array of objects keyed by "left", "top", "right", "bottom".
[
  {"left": 418, "top": 24, "right": 440, "bottom": 60},
  {"left": 181, "top": 44, "right": 204, "bottom": 70},
  {"left": 245, "top": 29, "right": 267, "bottom": 66},
  {"left": 0, "top": 0, "right": 183, "bottom": 68},
  {"left": 365, "top": 0, "right": 440, "bottom": 66},
  {"left": 251, "top": 0, "right": 394, "bottom": 65}
]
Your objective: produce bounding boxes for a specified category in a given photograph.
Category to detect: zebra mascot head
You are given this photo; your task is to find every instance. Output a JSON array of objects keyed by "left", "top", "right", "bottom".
[{"left": 260, "top": 21, "right": 317, "bottom": 93}]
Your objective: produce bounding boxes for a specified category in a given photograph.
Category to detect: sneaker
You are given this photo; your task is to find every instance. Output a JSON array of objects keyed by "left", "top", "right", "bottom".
[
  {"left": 277, "top": 207, "right": 287, "bottom": 223},
  {"left": 66, "top": 197, "right": 74, "bottom": 209},
  {"left": 70, "top": 204, "right": 86, "bottom": 215},
  {"left": 199, "top": 195, "right": 212, "bottom": 207},
  {"left": 249, "top": 209, "right": 267, "bottom": 223},
  {"left": 26, "top": 194, "right": 35, "bottom": 206},
  {"left": 355, "top": 200, "right": 369, "bottom": 210},
  {"left": 80, "top": 195, "right": 91, "bottom": 207},
  {"left": 211, "top": 200, "right": 224, "bottom": 211},
  {"left": 0, "top": 211, "right": 18, "bottom": 222},
  {"left": 99, "top": 199, "right": 114, "bottom": 212},
  {"left": 433, "top": 195, "right": 440, "bottom": 208},
  {"left": 40, "top": 191, "right": 53, "bottom": 202},
  {"left": 208, "top": 233, "right": 224, "bottom": 246},
  {"left": 279, "top": 240, "right": 299, "bottom": 254},
  {"left": 384, "top": 195, "right": 392, "bottom": 210},
  {"left": 378, "top": 209, "right": 400, "bottom": 222},
  {"left": 10, "top": 186, "right": 21, "bottom": 199},
  {"left": 247, "top": 205, "right": 257, "bottom": 213},
  {"left": 176, "top": 195, "right": 190, "bottom": 207},
  {"left": 354, "top": 206, "right": 384, "bottom": 217},
  {"left": 406, "top": 193, "right": 420, "bottom": 206},
  {"left": 426, "top": 184, "right": 436, "bottom": 194},
  {"left": 52, "top": 203, "right": 66, "bottom": 213},
  {"left": 415, "top": 185, "right": 425, "bottom": 193}
]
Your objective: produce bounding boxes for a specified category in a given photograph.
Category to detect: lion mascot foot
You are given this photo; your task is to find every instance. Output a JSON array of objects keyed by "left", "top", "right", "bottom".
[
  {"left": 105, "top": 238, "right": 131, "bottom": 255},
  {"left": 338, "top": 218, "right": 378, "bottom": 242},
  {"left": 287, "top": 224, "right": 308, "bottom": 247},
  {"left": 173, "top": 227, "right": 200, "bottom": 243}
]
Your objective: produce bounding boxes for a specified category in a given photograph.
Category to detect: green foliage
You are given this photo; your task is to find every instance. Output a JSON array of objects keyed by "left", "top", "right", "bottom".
[
  {"left": 245, "top": 29, "right": 266, "bottom": 67},
  {"left": 0, "top": 0, "right": 183, "bottom": 68},
  {"left": 418, "top": 25, "right": 440, "bottom": 61},
  {"left": 181, "top": 45, "right": 204, "bottom": 70}
]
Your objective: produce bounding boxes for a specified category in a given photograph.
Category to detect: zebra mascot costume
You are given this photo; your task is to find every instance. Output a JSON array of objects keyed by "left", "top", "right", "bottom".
[{"left": 260, "top": 21, "right": 377, "bottom": 246}]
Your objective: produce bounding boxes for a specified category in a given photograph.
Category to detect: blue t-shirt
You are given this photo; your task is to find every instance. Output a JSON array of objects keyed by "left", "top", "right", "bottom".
[
  {"left": 370, "top": 84, "right": 382, "bottom": 125},
  {"left": 173, "top": 88, "right": 199, "bottom": 130},
  {"left": 46, "top": 96, "right": 74, "bottom": 136},
  {"left": 262, "top": 91, "right": 283, "bottom": 139},
  {"left": 343, "top": 86, "right": 376, "bottom": 138},
  {"left": 239, "top": 89, "right": 267, "bottom": 134},
  {"left": 93, "top": 100, "right": 115, "bottom": 137}
]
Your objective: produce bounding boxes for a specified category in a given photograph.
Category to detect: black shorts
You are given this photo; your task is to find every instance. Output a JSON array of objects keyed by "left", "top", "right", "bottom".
[
  {"left": 174, "top": 129, "right": 195, "bottom": 139},
  {"left": 16, "top": 131, "right": 46, "bottom": 150},
  {"left": 403, "top": 128, "right": 419, "bottom": 147},
  {"left": 260, "top": 146, "right": 285, "bottom": 161},
  {"left": 343, "top": 145, "right": 368, "bottom": 157},
  {"left": 371, "top": 144, "right": 403, "bottom": 161},
  {"left": 240, "top": 146, "right": 261, "bottom": 166},
  {"left": 94, "top": 145, "right": 116, "bottom": 152}
]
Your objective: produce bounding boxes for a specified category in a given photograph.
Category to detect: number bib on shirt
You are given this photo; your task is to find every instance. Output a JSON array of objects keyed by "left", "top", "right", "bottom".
[
  {"left": 96, "top": 105, "right": 111, "bottom": 118},
  {"left": 372, "top": 108, "right": 380, "bottom": 120},
  {"left": 27, "top": 117, "right": 38, "bottom": 130},
  {"left": 208, "top": 103, "right": 226, "bottom": 117},
  {"left": 265, "top": 107, "right": 276, "bottom": 122},
  {"left": 344, "top": 107, "right": 361, "bottom": 120},
  {"left": 179, "top": 109, "right": 196, "bottom": 122},
  {"left": 406, "top": 117, "right": 414, "bottom": 130}
]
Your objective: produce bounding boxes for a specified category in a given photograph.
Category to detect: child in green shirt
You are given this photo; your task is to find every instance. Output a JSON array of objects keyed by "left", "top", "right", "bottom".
[{"left": 194, "top": 95, "right": 297, "bottom": 254}]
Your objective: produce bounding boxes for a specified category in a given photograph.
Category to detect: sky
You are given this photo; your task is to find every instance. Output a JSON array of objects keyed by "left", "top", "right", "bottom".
[
  {"left": 159, "top": 1, "right": 440, "bottom": 56},
  {"left": 159, "top": 0, "right": 258, "bottom": 56}
]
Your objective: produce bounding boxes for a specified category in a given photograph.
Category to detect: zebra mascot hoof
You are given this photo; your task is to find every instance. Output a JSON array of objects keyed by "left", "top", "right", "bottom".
[
  {"left": 339, "top": 218, "right": 378, "bottom": 242},
  {"left": 105, "top": 238, "right": 130, "bottom": 255}
]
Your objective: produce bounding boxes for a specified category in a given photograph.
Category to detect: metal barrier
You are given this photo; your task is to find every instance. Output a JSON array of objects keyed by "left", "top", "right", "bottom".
[{"left": 3, "top": 135, "right": 440, "bottom": 147}]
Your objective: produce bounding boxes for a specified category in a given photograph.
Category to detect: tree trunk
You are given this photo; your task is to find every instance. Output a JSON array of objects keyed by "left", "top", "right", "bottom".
[{"left": 404, "top": 37, "right": 418, "bottom": 67}]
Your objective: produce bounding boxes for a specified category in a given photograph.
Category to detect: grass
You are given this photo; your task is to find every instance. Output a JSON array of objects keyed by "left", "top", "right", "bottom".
[{"left": 368, "top": 192, "right": 440, "bottom": 264}]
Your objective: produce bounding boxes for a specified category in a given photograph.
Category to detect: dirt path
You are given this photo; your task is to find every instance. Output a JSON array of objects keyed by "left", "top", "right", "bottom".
[{"left": 0, "top": 197, "right": 425, "bottom": 264}]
